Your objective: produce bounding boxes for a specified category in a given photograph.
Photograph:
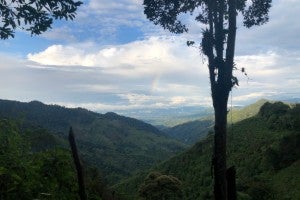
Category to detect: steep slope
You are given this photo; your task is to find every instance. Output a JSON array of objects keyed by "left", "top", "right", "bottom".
[
  {"left": 228, "top": 98, "right": 269, "bottom": 123},
  {"left": 0, "top": 99, "right": 186, "bottom": 184},
  {"left": 162, "top": 99, "right": 268, "bottom": 145},
  {"left": 115, "top": 102, "right": 300, "bottom": 200},
  {"left": 0, "top": 119, "right": 116, "bottom": 200},
  {"left": 164, "top": 99, "right": 289, "bottom": 146},
  {"left": 163, "top": 119, "right": 214, "bottom": 145}
]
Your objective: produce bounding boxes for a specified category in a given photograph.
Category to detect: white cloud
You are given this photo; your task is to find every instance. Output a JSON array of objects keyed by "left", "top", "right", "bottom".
[
  {"left": 69, "top": 84, "right": 120, "bottom": 93},
  {"left": 170, "top": 96, "right": 186, "bottom": 105},
  {"left": 1, "top": 0, "right": 300, "bottom": 113},
  {"left": 27, "top": 36, "right": 206, "bottom": 77},
  {"left": 24, "top": 32, "right": 300, "bottom": 111},
  {"left": 233, "top": 92, "right": 278, "bottom": 102}
]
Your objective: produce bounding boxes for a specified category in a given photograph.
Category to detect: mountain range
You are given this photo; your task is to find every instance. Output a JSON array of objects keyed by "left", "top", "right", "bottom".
[
  {"left": 115, "top": 101, "right": 300, "bottom": 200},
  {"left": 0, "top": 99, "right": 186, "bottom": 184},
  {"left": 1, "top": 98, "right": 299, "bottom": 200}
]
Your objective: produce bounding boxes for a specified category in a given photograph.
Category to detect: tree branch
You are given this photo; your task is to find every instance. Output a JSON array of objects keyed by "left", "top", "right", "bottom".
[{"left": 225, "top": 0, "right": 237, "bottom": 90}]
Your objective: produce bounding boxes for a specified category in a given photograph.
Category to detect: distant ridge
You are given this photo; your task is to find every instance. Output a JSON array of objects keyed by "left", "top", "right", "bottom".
[
  {"left": 0, "top": 99, "right": 186, "bottom": 184},
  {"left": 115, "top": 101, "right": 300, "bottom": 200},
  {"left": 163, "top": 99, "right": 271, "bottom": 145},
  {"left": 163, "top": 119, "right": 214, "bottom": 145},
  {"left": 228, "top": 98, "right": 270, "bottom": 123}
]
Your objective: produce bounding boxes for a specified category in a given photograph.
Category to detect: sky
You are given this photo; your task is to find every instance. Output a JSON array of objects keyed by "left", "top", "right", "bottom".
[{"left": 0, "top": 0, "right": 299, "bottom": 114}]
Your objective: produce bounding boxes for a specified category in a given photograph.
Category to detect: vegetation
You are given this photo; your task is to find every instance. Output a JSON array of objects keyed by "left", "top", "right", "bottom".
[
  {"left": 1, "top": 99, "right": 299, "bottom": 199},
  {"left": 143, "top": 0, "right": 273, "bottom": 198},
  {"left": 164, "top": 99, "right": 272, "bottom": 145},
  {"left": 0, "top": 119, "right": 79, "bottom": 199},
  {"left": 163, "top": 119, "right": 213, "bottom": 145},
  {"left": 228, "top": 99, "right": 269, "bottom": 123},
  {"left": 0, "top": 118, "right": 131, "bottom": 200},
  {"left": 138, "top": 172, "right": 183, "bottom": 200},
  {"left": 0, "top": 0, "right": 82, "bottom": 39},
  {"left": 115, "top": 102, "right": 300, "bottom": 200},
  {"left": 0, "top": 99, "right": 186, "bottom": 184}
]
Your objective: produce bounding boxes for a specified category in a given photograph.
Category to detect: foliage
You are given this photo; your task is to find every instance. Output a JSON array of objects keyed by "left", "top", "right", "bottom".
[
  {"left": 143, "top": 0, "right": 272, "bottom": 33},
  {"left": 0, "top": 119, "right": 78, "bottom": 199},
  {"left": 165, "top": 99, "right": 271, "bottom": 145},
  {"left": 0, "top": 0, "right": 82, "bottom": 39},
  {"left": 163, "top": 119, "right": 213, "bottom": 145},
  {"left": 0, "top": 119, "right": 31, "bottom": 199},
  {"left": 0, "top": 99, "right": 186, "bottom": 184},
  {"left": 138, "top": 171, "right": 183, "bottom": 200},
  {"left": 265, "top": 133, "right": 300, "bottom": 170},
  {"left": 115, "top": 102, "right": 300, "bottom": 200},
  {"left": 259, "top": 101, "right": 300, "bottom": 130},
  {"left": 228, "top": 99, "right": 269, "bottom": 123},
  {"left": 143, "top": 1, "right": 273, "bottom": 198},
  {"left": 0, "top": 118, "right": 109, "bottom": 200}
]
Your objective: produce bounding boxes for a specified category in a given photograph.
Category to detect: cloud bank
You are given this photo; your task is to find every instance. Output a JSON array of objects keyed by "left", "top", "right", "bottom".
[{"left": 0, "top": 0, "right": 299, "bottom": 113}]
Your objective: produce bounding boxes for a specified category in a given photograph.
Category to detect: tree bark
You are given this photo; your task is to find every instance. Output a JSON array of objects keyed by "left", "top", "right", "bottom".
[
  {"left": 211, "top": 1, "right": 237, "bottom": 199},
  {"left": 212, "top": 83, "right": 229, "bottom": 200},
  {"left": 226, "top": 166, "right": 237, "bottom": 200},
  {"left": 69, "top": 127, "right": 87, "bottom": 200}
]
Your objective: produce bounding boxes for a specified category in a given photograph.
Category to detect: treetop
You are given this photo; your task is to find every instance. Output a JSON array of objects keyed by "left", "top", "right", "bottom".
[
  {"left": 143, "top": 0, "right": 272, "bottom": 33},
  {"left": 0, "top": 0, "right": 82, "bottom": 39}
]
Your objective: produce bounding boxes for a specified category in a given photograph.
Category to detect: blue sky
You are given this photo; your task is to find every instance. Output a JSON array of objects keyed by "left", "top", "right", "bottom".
[{"left": 0, "top": 0, "right": 299, "bottom": 113}]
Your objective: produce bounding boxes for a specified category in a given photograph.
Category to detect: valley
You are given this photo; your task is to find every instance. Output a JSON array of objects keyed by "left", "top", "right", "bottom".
[{"left": 0, "top": 99, "right": 299, "bottom": 200}]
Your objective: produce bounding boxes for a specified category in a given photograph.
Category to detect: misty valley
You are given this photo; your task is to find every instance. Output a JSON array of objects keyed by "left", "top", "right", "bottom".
[
  {"left": 0, "top": 99, "right": 299, "bottom": 200},
  {"left": 1, "top": 0, "right": 299, "bottom": 199}
]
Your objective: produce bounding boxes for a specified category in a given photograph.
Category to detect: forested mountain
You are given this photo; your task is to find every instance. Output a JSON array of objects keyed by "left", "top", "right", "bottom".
[
  {"left": 228, "top": 99, "right": 269, "bottom": 123},
  {"left": 0, "top": 99, "right": 186, "bottom": 184},
  {"left": 115, "top": 102, "right": 300, "bottom": 200},
  {"left": 0, "top": 119, "right": 122, "bottom": 200},
  {"left": 162, "top": 99, "right": 270, "bottom": 145},
  {"left": 1, "top": 99, "right": 299, "bottom": 200},
  {"left": 0, "top": 120, "right": 83, "bottom": 199},
  {"left": 163, "top": 119, "right": 214, "bottom": 145}
]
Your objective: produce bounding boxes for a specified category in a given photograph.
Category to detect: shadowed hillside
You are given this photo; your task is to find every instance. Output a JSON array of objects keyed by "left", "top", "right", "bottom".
[
  {"left": 163, "top": 119, "right": 214, "bottom": 145},
  {"left": 0, "top": 99, "right": 186, "bottom": 184},
  {"left": 162, "top": 99, "right": 271, "bottom": 145},
  {"left": 115, "top": 102, "right": 300, "bottom": 200}
]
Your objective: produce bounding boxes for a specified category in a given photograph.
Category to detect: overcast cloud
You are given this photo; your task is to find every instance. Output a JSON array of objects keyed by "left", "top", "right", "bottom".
[{"left": 0, "top": 0, "right": 299, "bottom": 113}]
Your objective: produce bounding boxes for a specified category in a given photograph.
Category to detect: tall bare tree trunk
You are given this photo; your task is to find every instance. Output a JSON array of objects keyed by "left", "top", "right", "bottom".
[
  {"left": 212, "top": 84, "right": 230, "bottom": 200},
  {"left": 227, "top": 166, "right": 237, "bottom": 200},
  {"left": 212, "top": 1, "right": 237, "bottom": 199},
  {"left": 69, "top": 127, "right": 87, "bottom": 200}
]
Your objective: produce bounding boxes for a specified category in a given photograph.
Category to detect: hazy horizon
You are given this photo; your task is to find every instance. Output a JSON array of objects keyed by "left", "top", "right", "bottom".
[{"left": 1, "top": 0, "right": 299, "bottom": 113}]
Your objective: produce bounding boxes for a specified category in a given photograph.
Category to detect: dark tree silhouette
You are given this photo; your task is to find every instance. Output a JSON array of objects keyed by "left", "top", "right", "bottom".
[
  {"left": 0, "top": 0, "right": 82, "bottom": 39},
  {"left": 69, "top": 127, "right": 87, "bottom": 200},
  {"left": 143, "top": 0, "right": 272, "bottom": 199},
  {"left": 139, "top": 171, "right": 183, "bottom": 200}
]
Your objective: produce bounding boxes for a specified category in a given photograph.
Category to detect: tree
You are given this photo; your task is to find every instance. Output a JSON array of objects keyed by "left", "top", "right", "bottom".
[
  {"left": 0, "top": 0, "right": 82, "bottom": 39},
  {"left": 139, "top": 171, "right": 183, "bottom": 200},
  {"left": 143, "top": 0, "right": 272, "bottom": 199}
]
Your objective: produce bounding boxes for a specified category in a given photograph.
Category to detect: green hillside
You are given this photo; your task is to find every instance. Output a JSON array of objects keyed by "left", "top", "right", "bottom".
[
  {"left": 162, "top": 99, "right": 269, "bottom": 145},
  {"left": 228, "top": 99, "right": 269, "bottom": 123},
  {"left": 115, "top": 102, "right": 300, "bottom": 200},
  {"left": 0, "top": 119, "right": 126, "bottom": 200},
  {"left": 0, "top": 99, "right": 186, "bottom": 184},
  {"left": 0, "top": 119, "right": 81, "bottom": 200},
  {"left": 163, "top": 119, "right": 214, "bottom": 145}
]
